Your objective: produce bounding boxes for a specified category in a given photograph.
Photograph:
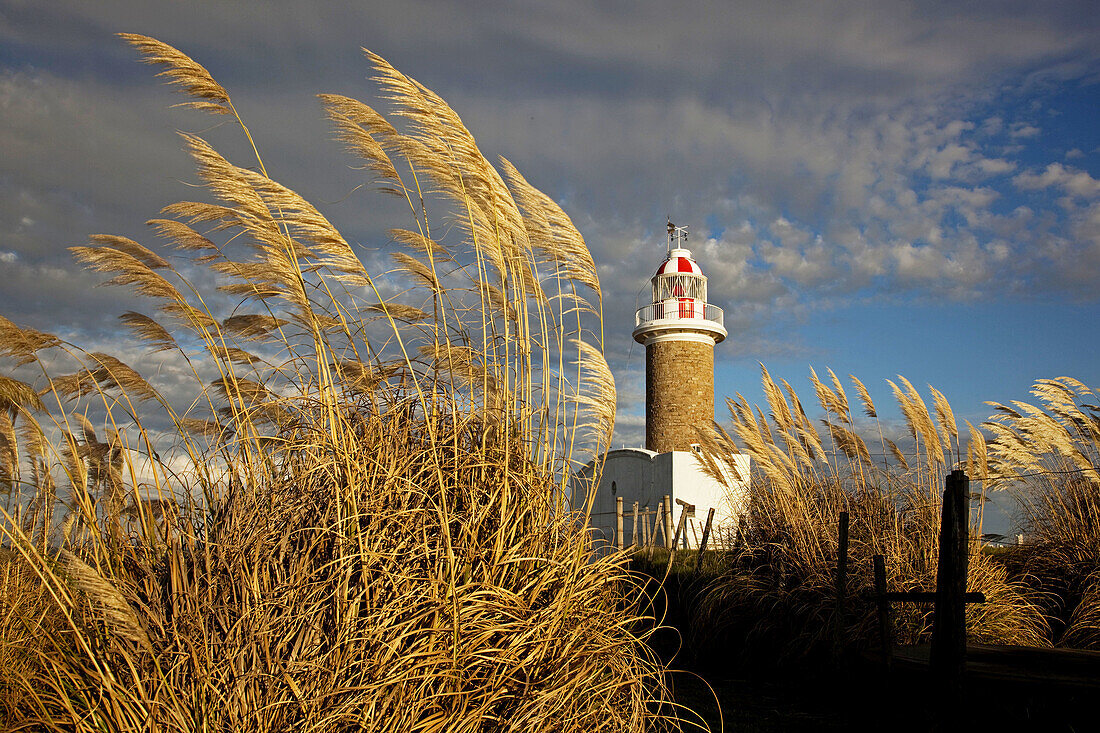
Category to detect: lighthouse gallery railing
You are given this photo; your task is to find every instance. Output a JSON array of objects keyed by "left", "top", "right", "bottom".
[{"left": 634, "top": 302, "right": 724, "bottom": 327}]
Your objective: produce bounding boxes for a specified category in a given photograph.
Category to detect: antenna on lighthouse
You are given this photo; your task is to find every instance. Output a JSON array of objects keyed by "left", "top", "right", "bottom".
[{"left": 666, "top": 219, "right": 689, "bottom": 253}]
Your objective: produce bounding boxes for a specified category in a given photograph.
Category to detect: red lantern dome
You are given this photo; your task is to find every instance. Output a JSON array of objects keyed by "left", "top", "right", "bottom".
[{"left": 654, "top": 252, "right": 703, "bottom": 277}]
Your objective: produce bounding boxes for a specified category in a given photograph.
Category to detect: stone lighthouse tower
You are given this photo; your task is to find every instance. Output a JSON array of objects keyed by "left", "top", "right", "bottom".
[
  {"left": 633, "top": 222, "right": 727, "bottom": 453},
  {"left": 570, "top": 220, "right": 747, "bottom": 552}
]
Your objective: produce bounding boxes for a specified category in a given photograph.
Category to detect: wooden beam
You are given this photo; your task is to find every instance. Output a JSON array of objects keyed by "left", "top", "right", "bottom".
[
  {"left": 671, "top": 509, "right": 688, "bottom": 551},
  {"left": 873, "top": 554, "right": 893, "bottom": 666},
  {"left": 662, "top": 495, "right": 674, "bottom": 550},
  {"left": 834, "top": 511, "right": 849, "bottom": 652},
  {"left": 883, "top": 591, "right": 985, "bottom": 604},
  {"left": 695, "top": 507, "right": 716, "bottom": 573},
  {"left": 932, "top": 469, "right": 970, "bottom": 687},
  {"left": 615, "top": 496, "right": 624, "bottom": 552}
]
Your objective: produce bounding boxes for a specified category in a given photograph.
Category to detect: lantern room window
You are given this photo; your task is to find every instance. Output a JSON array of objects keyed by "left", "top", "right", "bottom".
[{"left": 653, "top": 274, "right": 707, "bottom": 302}]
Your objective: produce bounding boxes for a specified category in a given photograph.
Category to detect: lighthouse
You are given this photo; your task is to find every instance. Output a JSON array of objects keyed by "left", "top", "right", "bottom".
[
  {"left": 571, "top": 221, "right": 748, "bottom": 554},
  {"left": 633, "top": 221, "right": 726, "bottom": 452}
]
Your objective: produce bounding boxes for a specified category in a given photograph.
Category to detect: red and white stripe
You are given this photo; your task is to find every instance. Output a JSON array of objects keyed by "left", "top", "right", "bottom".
[{"left": 655, "top": 255, "right": 702, "bottom": 277}]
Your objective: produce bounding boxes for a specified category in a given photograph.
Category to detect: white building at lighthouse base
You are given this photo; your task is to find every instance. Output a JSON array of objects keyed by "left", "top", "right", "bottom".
[{"left": 572, "top": 447, "right": 749, "bottom": 552}]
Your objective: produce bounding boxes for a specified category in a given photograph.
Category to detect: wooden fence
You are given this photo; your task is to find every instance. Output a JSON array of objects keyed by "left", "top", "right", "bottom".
[
  {"left": 840, "top": 469, "right": 984, "bottom": 695},
  {"left": 609, "top": 495, "right": 728, "bottom": 567}
]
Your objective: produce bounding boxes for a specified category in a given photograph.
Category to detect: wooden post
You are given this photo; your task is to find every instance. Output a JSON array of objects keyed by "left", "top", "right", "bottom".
[
  {"left": 695, "top": 507, "right": 716, "bottom": 572},
  {"left": 663, "top": 495, "right": 674, "bottom": 550},
  {"left": 641, "top": 507, "right": 650, "bottom": 548},
  {"left": 873, "top": 554, "right": 892, "bottom": 666},
  {"left": 834, "top": 511, "right": 850, "bottom": 652},
  {"left": 615, "top": 496, "right": 624, "bottom": 552},
  {"left": 649, "top": 507, "right": 659, "bottom": 557},
  {"left": 674, "top": 499, "right": 695, "bottom": 550},
  {"left": 670, "top": 511, "right": 688, "bottom": 553},
  {"left": 932, "top": 469, "right": 970, "bottom": 688},
  {"left": 631, "top": 502, "right": 639, "bottom": 548}
]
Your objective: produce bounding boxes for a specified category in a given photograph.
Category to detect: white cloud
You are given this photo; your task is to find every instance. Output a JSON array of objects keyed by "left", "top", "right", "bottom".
[
  {"left": 973, "top": 157, "right": 1016, "bottom": 176},
  {"left": 980, "top": 116, "right": 1004, "bottom": 136},
  {"left": 769, "top": 217, "right": 812, "bottom": 249},
  {"left": 1009, "top": 122, "right": 1042, "bottom": 138},
  {"left": 1013, "top": 163, "right": 1100, "bottom": 197}
]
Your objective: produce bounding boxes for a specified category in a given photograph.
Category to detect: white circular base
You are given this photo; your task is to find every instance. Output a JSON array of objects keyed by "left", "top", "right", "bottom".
[{"left": 633, "top": 319, "right": 725, "bottom": 345}]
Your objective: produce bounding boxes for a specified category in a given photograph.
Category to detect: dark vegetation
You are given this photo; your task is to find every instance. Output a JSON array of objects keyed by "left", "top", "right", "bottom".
[{"left": 621, "top": 369, "right": 1100, "bottom": 730}]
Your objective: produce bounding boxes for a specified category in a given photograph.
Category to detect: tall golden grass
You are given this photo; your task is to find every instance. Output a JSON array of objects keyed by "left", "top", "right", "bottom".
[
  {"left": 983, "top": 377, "right": 1100, "bottom": 648},
  {"left": 0, "top": 36, "right": 692, "bottom": 731},
  {"left": 691, "top": 366, "right": 1049, "bottom": 664}
]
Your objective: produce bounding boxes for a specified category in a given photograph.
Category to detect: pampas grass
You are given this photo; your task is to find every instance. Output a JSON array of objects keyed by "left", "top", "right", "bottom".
[
  {"left": 984, "top": 377, "right": 1100, "bottom": 648},
  {"left": 0, "top": 35, "right": 687, "bottom": 732},
  {"left": 692, "top": 366, "right": 1049, "bottom": 665}
]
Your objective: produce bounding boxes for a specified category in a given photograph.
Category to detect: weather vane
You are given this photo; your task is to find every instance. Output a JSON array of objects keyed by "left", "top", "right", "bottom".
[{"left": 666, "top": 217, "right": 689, "bottom": 254}]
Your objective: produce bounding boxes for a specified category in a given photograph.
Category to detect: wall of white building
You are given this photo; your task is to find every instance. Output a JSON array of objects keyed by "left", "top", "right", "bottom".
[{"left": 571, "top": 448, "right": 750, "bottom": 552}]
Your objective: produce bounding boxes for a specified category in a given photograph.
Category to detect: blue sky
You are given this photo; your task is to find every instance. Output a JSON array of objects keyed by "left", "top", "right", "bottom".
[{"left": 1, "top": 2, "right": 1099, "bottom": 530}]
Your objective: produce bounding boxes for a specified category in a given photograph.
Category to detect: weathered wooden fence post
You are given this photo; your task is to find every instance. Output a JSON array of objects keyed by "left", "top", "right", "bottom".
[
  {"left": 873, "top": 554, "right": 893, "bottom": 666},
  {"left": 653, "top": 504, "right": 664, "bottom": 548},
  {"left": 615, "top": 496, "right": 624, "bottom": 552},
  {"left": 932, "top": 469, "right": 970, "bottom": 689},
  {"left": 694, "top": 507, "right": 716, "bottom": 572},
  {"left": 663, "top": 495, "right": 674, "bottom": 550},
  {"left": 834, "top": 511, "right": 849, "bottom": 653},
  {"left": 671, "top": 510, "right": 688, "bottom": 554},
  {"left": 631, "top": 502, "right": 639, "bottom": 548},
  {"left": 733, "top": 512, "right": 746, "bottom": 550}
]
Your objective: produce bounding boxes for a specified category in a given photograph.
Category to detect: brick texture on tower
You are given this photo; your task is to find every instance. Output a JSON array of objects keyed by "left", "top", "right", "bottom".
[{"left": 645, "top": 339, "right": 714, "bottom": 452}]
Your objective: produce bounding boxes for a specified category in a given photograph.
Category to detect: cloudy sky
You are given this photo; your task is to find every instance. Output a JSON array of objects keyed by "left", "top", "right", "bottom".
[{"left": 2, "top": 0, "right": 1099, "bottom": 464}]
